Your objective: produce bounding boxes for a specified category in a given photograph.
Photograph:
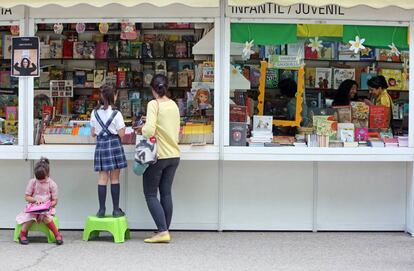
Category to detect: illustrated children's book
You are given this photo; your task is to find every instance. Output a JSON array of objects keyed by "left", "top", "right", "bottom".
[
  {"left": 350, "top": 101, "right": 369, "bottom": 128},
  {"left": 369, "top": 105, "right": 389, "bottom": 129},
  {"left": 315, "top": 68, "right": 332, "bottom": 89},
  {"left": 380, "top": 69, "right": 403, "bottom": 90},
  {"left": 333, "top": 68, "right": 355, "bottom": 89}
]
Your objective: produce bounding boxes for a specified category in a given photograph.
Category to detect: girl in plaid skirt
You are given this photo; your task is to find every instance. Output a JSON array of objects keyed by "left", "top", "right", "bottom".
[{"left": 90, "top": 85, "right": 127, "bottom": 218}]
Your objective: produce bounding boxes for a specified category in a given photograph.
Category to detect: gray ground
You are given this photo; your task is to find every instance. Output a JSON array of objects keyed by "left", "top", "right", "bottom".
[{"left": 1, "top": 230, "right": 414, "bottom": 271}]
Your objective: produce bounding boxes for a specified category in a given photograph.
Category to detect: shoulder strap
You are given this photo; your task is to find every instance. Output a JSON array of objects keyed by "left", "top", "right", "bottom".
[{"left": 95, "top": 110, "right": 118, "bottom": 136}]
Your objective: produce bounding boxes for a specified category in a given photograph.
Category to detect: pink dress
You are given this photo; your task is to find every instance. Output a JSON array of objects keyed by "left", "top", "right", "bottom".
[{"left": 16, "top": 178, "right": 58, "bottom": 224}]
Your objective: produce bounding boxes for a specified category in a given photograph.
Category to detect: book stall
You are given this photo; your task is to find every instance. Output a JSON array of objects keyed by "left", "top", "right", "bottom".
[{"left": 1, "top": 0, "right": 414, "bottom": 234}]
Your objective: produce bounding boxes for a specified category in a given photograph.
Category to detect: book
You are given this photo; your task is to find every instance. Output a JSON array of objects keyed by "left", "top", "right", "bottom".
[
  {"left": 83, "top": 41, "right": 96, "bottom": 59},
  {"left": 333, "top": 68, "right": 355, "bottom": 89},
  {"left": 153, "top": 41, "right": 165, "bottom": 58},
  {"left": 5, "top": 106, "right": 17, "bottom": 121},
  {"left": 304, "top": 41, "right": 318, "bottom": 59},
  {"left": 355, "top": 127, "right": 369, "bottom": 141},
  {"left": 360, "top": 47, "right": 376, "bottom": 60},
  {"left": 177, "top": 71, "right": 189, "bottom": 87},
  {"left": 202, "top": 63, "right": 214, "bottom": 83},
  {"left": 305, "top": 67, "right": 316, "bottom": 88},
  {"left": 132, "top": 71, "right": 143, "bottom": 88},
  {"left": 73, "top": 41, "right": 84, "bottom": 59},
  {"left": 279, "top": 69, "right": 298, "bottom": 82},
  {"left": 165, "top": 41, "right": 176, "bottom": 58},
  {"left": 333, "top": 105, "right": 352, "bottom": 123},
  {"left": 93, "top": 70, "right": 106, "bottom": 88},
  {"left": 106, "top": 41, "right": 118, "bottom": 59},
  {"left": 116, "top": 71, "right": 127, "bottom": 88},
  {"left": 95, "top": 42, "right": 108, "bottom": 59},
  {"left": 376, "top": 48, "right": 400, "bottom": 62},
  {"left": 287, "top": 41, "right": 304, "bottom": 57},
  {"left": 178, "top": 60, "right": 194, "bottom": 71},
  {"left": 167, "top": 71, "right": 177, "bottom": 87},
  {"left": 49, "top": 40, "right": 63, "bottom": 59},
  {"left": 155, "top": 60, "right": 167, "bottom": 73},
  {"left": 175, "top": 42, "right": 187, "bottom": 58},
  {"left": 360, "top": 72, "right": 376, "bottom": 90},
  {"left": 337, "top": 123, "right": 355, "bottom": 142},
  {"left": 73, "top": 70, "right": 86, "bottom": 87},
  {"left": 369, "top": 105, "right": 389, "bottom": 128},
  {"left": 118, "top": 40, "right": 131, "bottom": 58},
  {"left": 63, "top": 40, "right": 73, "bottom": 58},
  {"left": 337, "top": 42, "right": 360, "bottom": 61},
  {"left": 230, "top": 104, "right": 247, "bottom": 122},
  {"left": 130, "top": 41, "right": 142, "bottom": 58},
  {"left": 253, "top": 115, "right": 273, "bottom": 133},
  {"left": 229, "top": 122, "right": 247, "bottom": 146},
  {"left": 248, "top": 65, "right": 260, "bottom": 88},
  {"left": 143, "top": 69, "right": 154, "bottom": 87},
  {"left": 315, "top": 68, "right": 332, "bottom": 89},
  {"left": 40, "top": 43, "right": 51, "bottom": 59},
  {"left": 106, "top": 72, "right": 117, "bottom": 88},
  {"left": 317, "top": 42, "right": 334, "bottom": 60},
  {"left": 380, "top": 69, "right": 403, "bottom": 90},
  {"left": 119, "top": 100, "right": 131, "bottom": 117},
  {"left": 142, "top": 42, "right": 153, "bottom": 58},
  {"left": 265, "top": 68, "right": 278, "bottom": 88},
  {"left": 350, "top": 101, "right": 369, "bottom": 128}
]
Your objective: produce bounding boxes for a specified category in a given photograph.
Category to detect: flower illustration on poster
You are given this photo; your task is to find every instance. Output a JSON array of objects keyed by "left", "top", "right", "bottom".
[
  {"left": 388, "top": 42, "right": 400, "bottom": 57},
  {"left": 242, "top": 40, "right": 255, "bottom": 60},
  {"left": 349, "top": 36, "right": 365, "bottom": 54},
  {"left": 307, "top": 37, "right": 323, "bottom": 52}
]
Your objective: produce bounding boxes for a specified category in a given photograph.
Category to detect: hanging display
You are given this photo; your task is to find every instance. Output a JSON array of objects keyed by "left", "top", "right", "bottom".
[
  {"left": 53, "top": 23, "right": 63, "bottom": 34},
  {"left": 242, "top": 40, "right": 255, "bottom": 60},
  {"left": 98, "top": 23, "right": 109, "bottom": 34},
  {"left": 349, "top": 36, "right": 365, "bottom": 53},
  {"left": 76, "top": 23, "right": 86, "bottom": 34},
  {"left": 307, "top": 37, "right": 323, "bottom": 52}
]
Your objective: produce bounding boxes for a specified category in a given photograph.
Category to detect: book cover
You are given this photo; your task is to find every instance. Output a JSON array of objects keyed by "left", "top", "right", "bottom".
[
  {"left": 229, "top": 122, "right": 247, "bottom": 146},
  {"left": 93, "top": 70, "right": 106, "bottom": 88},
  {"left": 264, "top": 45, "right": 281, "bottom": 59},
  {"left": 119, "top": 100, "right": 131, "bottom": 117},
  {"left": 304, "top": 43, "right": 317, "bottom": 59},
  {"left": 380, "top": 69, "right": 403, "bottom": 90},
  {"left": 315, "top": 68, "right": 332, "bottom": 89},
  {"left": 202, "top": 64, "right": 214, "bottom": 83},
  {"left": 5, "top": 106, "right": 17, "bottom": 121},
  {"left": 305, "top": 67, "right": 316, "bottom": 88},
  {"left": 73, "top": 41, "right": 84, "bottom": 59},
  {"left": 355, "top": 127, "right": 369, "bottom": 141},
  {"left": 117, "top": 71, "right": 127, "bottom": 88},
  {"left": 360, "top": 72, "right": 376, "bottom": 90},
  {"left": 40, "top": 43, "right": 51, "bottom": 59},
  {"left": 63, "top": 40, "right": 73, "bottom": 59},
  {"left": 317, "top": 42, "right": 334, "bottom": 60},
  {"left": 230, "top": 104, "right": 247, "bottom": 122},
  {"left": 350, "top": 101, "right": 369, "bottom": 128},
  {"left": 130, "top": 41, "right": 142, "bottom": 59},
  {"left": 49, "top": 40, "right": 63, "bottom": 59},
  {"left": 249, "top": 66, "right": 261, "bottom": 88},
  {"left": 178, "top": 60, "right": 194, "bottom": 71},
  {"left": 142, "top": 42, "right": 153, "bottom": 58},
  {"left": 333, "top": 68, "right": 355, "bottom": 89},
  {"left": 118, "top": 40, "right": 131, "bottom": 58},
  {"left": 143, "top": 69, "right": 154, "bottom": 87},
  {"left": 106, "top": 72, "right": 117, "bottom": 88},
  {"left": 49, "top": 68, "right": 64, "bottom": 80},
  {"left": 132, "top": 71, "right": 143, "bottom": 88},
  {"left": 333, "top": 105, "right": 352, "bottom": 123},
  {"left": 279, "top": 69, "right": 298, "bottom": 82},
  {"left": 164, "top": 41, "right": 176, "bottom": 58},
  {"left": 369, "top": 105, "right": 389, "bottom": 128},
  {"left": 175, "top": 42, "right": 187, "bottom": 58},
  {"left": 360, "top": 47, "right": 376, "bottom": 60},
  {"left": 95, "top": 42, "right": 108, "bottom": 59},
  {"left": 73, "top": 70, "right": 86, "bottom": 88},
  {"left": 337, "top": 42, "right": 360, "bottom": 61},
  {"left": 131, "top": 99, "right": 141, "bottom": 116},
  {"left": 253, "top": 115, "right": 273, "bottom": 133},
  {"left": 177, "top": 71, "right": 189, "bottom": 87},
  {"left": 108, "top": 41, "right": 118, "bottom": 58},
  {"left": 154, "top": 60, "right": 167, "bottom": 73},
  {"left": 287, "top": 41, "right": 304, "bottom": 57},
  {"left": 265, "top": 68, "right": 278, "bottom": 89},
  {"left": 84, "top": 41, "right": 96, "bottom": 59},
  {"left": 153, "top": 41, "right": 165, "bottom": 58},
  {"left": 337, "top": 123, "right": 355, "bottom": 142}
]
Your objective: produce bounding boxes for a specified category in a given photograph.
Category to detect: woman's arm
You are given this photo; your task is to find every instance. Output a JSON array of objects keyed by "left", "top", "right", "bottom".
[
  {"left": 117, "top": 127, "right": 126, "bottom": 138},
  {"left": 142, "top": 101, "right": 157, "bottom": 138},
  {"left": 14, "top": 62, "right": 21, "bottom": 72},
  {"left": 28, "top": 63, "right": 37, "bottom": 73}
]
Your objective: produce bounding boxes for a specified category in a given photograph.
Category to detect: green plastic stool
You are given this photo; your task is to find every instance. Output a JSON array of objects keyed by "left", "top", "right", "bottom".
[
  {"left": 14, "top": 216, "right": 59, "bottom": 244},
  {"left": 83, "top": 215, "right": 130, "bottom": 243}
]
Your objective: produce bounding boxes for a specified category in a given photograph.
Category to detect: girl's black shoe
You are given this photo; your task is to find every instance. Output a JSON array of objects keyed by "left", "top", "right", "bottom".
[
  {"left": 18, "top": 236, "right": 29, "bottom": 245},
  {"left": 96, "top": 208, "right": 106, "bottom": 218}
]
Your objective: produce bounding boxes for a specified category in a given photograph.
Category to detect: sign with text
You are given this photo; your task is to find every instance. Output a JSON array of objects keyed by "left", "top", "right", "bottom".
[{"left": 11, "top": 37, "right": 40, "bottom": 77}]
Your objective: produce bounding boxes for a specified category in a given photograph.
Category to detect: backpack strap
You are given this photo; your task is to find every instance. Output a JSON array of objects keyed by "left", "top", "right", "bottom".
[{"left": 94, "top": 110, "right": 118, "bottom": 136}]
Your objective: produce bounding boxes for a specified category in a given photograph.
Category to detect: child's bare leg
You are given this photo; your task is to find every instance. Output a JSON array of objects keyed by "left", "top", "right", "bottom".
[
  {"left": 97, "top": 172, "right": 109, "bottom": 217},
  {"left": 21, "top": 221, "right": 33, "bottom": 232},
  {"left": 110, "top": 169, "right": 124, "bottom": 217}
]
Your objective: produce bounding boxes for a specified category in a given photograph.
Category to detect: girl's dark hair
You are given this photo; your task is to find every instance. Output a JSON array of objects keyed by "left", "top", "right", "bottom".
[
  {"left": 150, "top": 74, "right": 168, "bottom": 98},
  {"left": 34, "top": 157, "right": 50, "bottom": 180},
  {"left": 332, "top": 79, "right": 358, "bottom": 106},
  {"left": 279, "top": 78, "right": 297, "bottom": 98},
  {"left": 96, "top": 85, "right": 116, "bottom": 110},
  {"left": 367, "top": 75, "right": 388, "bottom": 89},
  {"left": 20, "top": 57, "right": 30, "bottom": 66}
]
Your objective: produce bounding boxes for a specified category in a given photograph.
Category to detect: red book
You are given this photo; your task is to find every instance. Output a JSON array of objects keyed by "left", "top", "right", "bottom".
[
  {"left": 117, "top": 71, "right": 126, "bottom": 88},
  {"left": 95, "top": 42, "right": 108, "bottom": 59},
  {"left": 230, "top": 104, "right": 247, "bottom": 122},
  {"left": 369, "top": 105, "right": 389, "bottom": 128},
  {"left": 5, "top": 106, "right": 17, "bottom": 121},
  {"left": 63, "top": 40, "right": 73, "bottom": 59},
  {"left": 305, "top": 46, "right": 318, "bottom": 59}
]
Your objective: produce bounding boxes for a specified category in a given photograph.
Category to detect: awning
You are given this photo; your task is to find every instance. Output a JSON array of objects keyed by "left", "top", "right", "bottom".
[
  {"left": 228, "top": 0, "right": 414, "bottom": 9},
  {"left": 2, "top": 0, "right": 219, "bottom": 8}
]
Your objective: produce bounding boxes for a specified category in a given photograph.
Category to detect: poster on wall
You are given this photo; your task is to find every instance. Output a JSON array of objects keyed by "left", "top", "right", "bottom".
[{"left": 11, "top": 37, "right": 40, "bottom": 77}]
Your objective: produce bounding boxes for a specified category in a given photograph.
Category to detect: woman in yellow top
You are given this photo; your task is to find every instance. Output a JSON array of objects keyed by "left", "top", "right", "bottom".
[
  {"left": 364, "top": 75, "right": 394, "bottom": 128},
  {"left": 138, "top": 74, "right": 180, "bottom": 243}
]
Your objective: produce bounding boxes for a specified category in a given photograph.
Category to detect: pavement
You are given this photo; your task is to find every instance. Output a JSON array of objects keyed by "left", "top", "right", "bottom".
[{"left": 1, "top": 230, "right": 414, "bottom": 271}]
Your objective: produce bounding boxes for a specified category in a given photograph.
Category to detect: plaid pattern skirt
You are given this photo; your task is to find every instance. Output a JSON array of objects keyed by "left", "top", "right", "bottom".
[{"left": 94, "top": 135, "right": 127, "bottom": 172}]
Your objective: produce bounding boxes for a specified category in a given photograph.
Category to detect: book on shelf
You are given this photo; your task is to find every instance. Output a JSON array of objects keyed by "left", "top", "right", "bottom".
[
  {"left": 333, "top": 105, "right": 352, "bottom": 123},
  {"left": 380, "top": 69, "right": 403, "bottom": 90},
  {"left": 230, "top": 104, "right": 247, "bottom": 122},
  {"left": 177, "top": 71, "right": 189, "bottom": 87},
  {"left": 201, "top": 62, "right": 214, "bottom": 83},
  {"left": 106, "top": 72, "right": 117, "bottom": 88},
  {"left": 229, "top": 122, "right": 247, "bottom": 146},
  {"left": 164, "top": 41, "right": 176, "bottom": 58},
  {"left": 360, "top": 72, "right": 377, "bottom": 90},
  {"left": 73, "top": 70, "right": 86, "bottom": 88},
  {"left": 95, "top": 42, "right": 108, "bottom": 59},
  {"left": 132, "top": 71, "right": 143, "bottom": 88},
  {"left": 333, "top": 68, "right": 355, "bottom": 89},
  {"left": 317, "top": 42, "right": 334, "bottom": 60},
  {"left": 73, "top": 41, "right": 85, "bottom": 59},
  {"left": 5, "top": 106, "right": 17, "bottom": 121},
  {"left": 279, "top": 69, "right": 298, "bottom": 82},
  {"left": 265, "top": 68, "right": 278, "bottom": 88},
  {"left": 167, "top": 71, "right": 177, "bottom": 87},
  {"left": 368, "top": 138, "right": 384, "bottom": 147},
  {"left": 253, "top": 115, "right": 273, "bottom": 133},
  {"left": 143, "top": 69, "right": 155, "bottom": 87},
  {"left": 350, "top": 101, "right": 369, "bottom": 128},
  {"left": 116, "top": 71, "right": 127, "bottom": 88},
  {"left": 315, "top": 68, "right": 332, "bottom": 89},
  {"left": 248, "top": 65, "right": 260, "bottom": 88},
  {"left": 49, "top": 40, "right": 63, "bottom": 59},
  {"left": 63, "top": 40, "right": 73, "bottom": 58},
  {"left": 142, "top": 42, "right": 153, "bottom": 58},
  {"left": 93, "top": 69, "right": 106, "bottom": 88},
  {"left": 383, "top": 137, "right": 399, "bottom": 147},
  {"left": 305, "top": 67, "right": 316, "bottom": 88},
  {"left": 108, "top": 41, "right": 118, "bottom": 58},
  {"left": 49, "top": 68, "right": 64, "bottom": 80},
  {"left": 337, "top": 123, "right": 355, "bottom": 142},
  {"left": 355, "top": 127, "right": 369, "bottom": 141},
  {"left": 264, "top": 45, "right": 281, "bottom": 59},
  {"left": 369, "top": 105, "right": 389, "bottom": 129},
  {"left": 175, "top": 42, "right": 187, "bottom": 58},
  {"left": 118, "top": 40, "right": 131, "bottom": 58},
  {"left": 304, "top": 42, "right": 317, "bottom": 59},
  {"left": 287, "top": 41, "right": 304, "bottom": 58},
  {"left": 153, "top": 41, "right": 165, "bottom": 58},
  {"left": 178, "top": 60, "right": 194, "bottom": 71},
  {"left": 40, "top": 43, "right": 51, "bottom": 59},
  {"left": 337, "top": 42, "right": 360, "bottom": 61},
  {"left": 119, "top": 100, "right": 131, "bottom": 117},
  {"left": 130, "top": 41, "right": 142, "bottom": 58}
]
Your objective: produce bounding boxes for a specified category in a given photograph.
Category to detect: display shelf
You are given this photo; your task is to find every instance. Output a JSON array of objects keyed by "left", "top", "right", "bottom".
[
  {"left": 223, "top": 146, "right": 414, "bottom": 162},
  {"left": 28, "top": 144, "right": 219, "bottom": 160},
  {"left": 304, "top": 58, "right": 405, "bottom": 64},
  {"left": 40, "top": 58, "right": 195, "bottom": 61},
  {"left": 0, "top": 146, "right": 24, "bottom": 159}
]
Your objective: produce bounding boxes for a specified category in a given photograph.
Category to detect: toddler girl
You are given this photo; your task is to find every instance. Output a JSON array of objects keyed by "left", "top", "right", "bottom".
[{"left": 16, "top": 158, "right": 63, "bottom": 245}]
